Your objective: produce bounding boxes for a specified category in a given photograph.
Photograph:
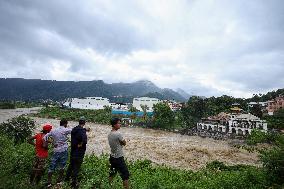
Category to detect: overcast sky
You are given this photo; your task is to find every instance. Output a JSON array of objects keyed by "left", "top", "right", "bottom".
[{"left": 0, "top": 0, "right": 283, "bottom": 98}]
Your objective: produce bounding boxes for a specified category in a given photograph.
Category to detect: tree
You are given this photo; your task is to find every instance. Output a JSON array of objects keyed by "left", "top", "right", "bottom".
[
  {"left": 250, "top": 104, "right": 263, "bottom": 118},
  {"left": 264, "top": 108, "right": 284, "bottom": 129},
  {"left": 181, "top": 96, "right": 206, "bottom": 128},
  {"left": 153, "top": 103, "right": 175, "bottom": 130},
  {"left": 140, "top": 104, "right": 149, "bottom": 121},
  {"left": 129, "top": 105, "right": 139, "bottom": 119},
  {"left": 103, "top": 105, "right": 112, "bottom": 113},
  {"left": 0, "top": 101, "right": 16, "bottom": 109}
]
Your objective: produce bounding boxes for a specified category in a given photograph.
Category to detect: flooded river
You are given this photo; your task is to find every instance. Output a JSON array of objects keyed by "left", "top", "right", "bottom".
[
  {"left": 0, "top": 108, "right": 261, "bottom": 170},
  {"left": 34, "top": 117, "right": 260, "bottom": 170}
]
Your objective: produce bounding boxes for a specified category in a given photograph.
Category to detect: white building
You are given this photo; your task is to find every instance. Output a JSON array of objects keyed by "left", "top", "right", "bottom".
[
  {"left": 63, "top": 97, "right": 110, "bottom": 110},
  {"left": 228, "top": 113, "right": 267, "bottom": 135},
  {"left": 197, "top": 113, "right": 267, "bottom": 136},
  {"left": 164, "top": 100, "right": 182, "bottom": 111},
  {"left": 132, "top": 97, "right": 161, "bottom": 112},
  {"left": 110, "top": 103, "right": 129, "bottom": 111}
]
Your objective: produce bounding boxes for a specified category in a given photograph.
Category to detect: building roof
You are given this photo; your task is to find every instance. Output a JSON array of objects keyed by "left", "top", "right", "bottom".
[
  {"left": 230, "top": 107, "right": 242, "bottom": 111},
  {"left": 235, "top": 113, "right": 260, "bottom": 120}
]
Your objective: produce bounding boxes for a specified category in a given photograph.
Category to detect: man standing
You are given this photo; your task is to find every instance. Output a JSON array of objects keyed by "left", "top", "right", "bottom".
[
  {"left": 43, "top": 119, "right": 71, "bottom": 187},
  {"left": 108, "top": 118, "right": 130, "bottom": 189},
  {"left": 65, "top": 116, "right": 88, "bottom": 189},
  {"left": 27, "top": 124, "right": 52, "bottom": 185}
]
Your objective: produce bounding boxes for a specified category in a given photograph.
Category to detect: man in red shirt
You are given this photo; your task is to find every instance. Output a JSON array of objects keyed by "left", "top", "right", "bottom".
[{"left": 27, "top": 124, "right": 52, "bottom": 185}]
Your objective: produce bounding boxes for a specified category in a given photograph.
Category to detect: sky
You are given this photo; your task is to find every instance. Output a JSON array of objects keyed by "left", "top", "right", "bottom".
[{"left": 0, "top": 0, "right": 283, "bottom": 98}]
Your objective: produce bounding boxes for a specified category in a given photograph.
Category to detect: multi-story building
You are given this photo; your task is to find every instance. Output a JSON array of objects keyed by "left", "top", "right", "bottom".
[
  {"left": 163, "top": 100, "right": 182, "bottom": 111},
  {"left": 110, "top": 103, "right": 129, "bottom": 111},
  {"left": 132, "top": 97, "right": 161, "bottom": 112},
  {"left": 63, "top": 97, "right": 110, "bottom": 110},
  {"left": 266, "top": 96, "right": 284, "bottom": 115},
  {"left": 197, "top": 113, "right": 267, "bottom": 136}
]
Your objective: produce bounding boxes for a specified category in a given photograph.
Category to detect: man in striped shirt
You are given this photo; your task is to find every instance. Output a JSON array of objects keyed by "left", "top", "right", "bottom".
[{"left": 43, "top": 119, "right": 71, "bottom": 187}]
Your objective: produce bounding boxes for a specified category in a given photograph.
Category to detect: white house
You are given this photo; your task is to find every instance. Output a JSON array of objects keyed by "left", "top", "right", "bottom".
[
  {"left": 197, "top": 113, "right": 267, "bottom": 136},
  {"left": 63, "top": 97, "right": 110, "bottom": 110},
  {"left": 228, "top": 113, "right": 267, "bottom": 135},
  {"left": 132, "top": 97, "right": 161, "bottom": 112}
]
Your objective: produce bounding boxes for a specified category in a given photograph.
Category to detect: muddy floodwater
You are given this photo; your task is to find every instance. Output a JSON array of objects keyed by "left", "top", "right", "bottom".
[
  {"left": 0, "top": 108, "right": 261, "bottom": 170},
  {"left": 0, "top": 107, "right": 42, "bottom": 123}
]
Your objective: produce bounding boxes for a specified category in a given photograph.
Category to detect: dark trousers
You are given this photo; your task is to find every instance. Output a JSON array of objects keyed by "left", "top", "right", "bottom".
[{"left": 65, "top": 157, "right": 83, "bottom": 185}]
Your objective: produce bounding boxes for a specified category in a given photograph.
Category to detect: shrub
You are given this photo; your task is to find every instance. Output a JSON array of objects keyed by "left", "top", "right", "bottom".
[
  {"left": 246, "top": 129, "right": 267, "bottom": 145},
  {"left": 206, "top": 160, "right": 227, "bottom": 171},
  {"left": 0, "top": 116, "right": 35, "bottom": 144},
  {"left": 0, "top": 134, "right": 34, "bottom": 189},
  {"left": 260, "top": 134, "right": 284, "bottom": 186}
]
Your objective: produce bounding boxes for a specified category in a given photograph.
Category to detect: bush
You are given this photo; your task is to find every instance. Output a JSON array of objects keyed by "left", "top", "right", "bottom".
[
  {"left": 260, "top": 134, "right": 284, "bottom": 186},
  {"left": 247, "top": 129, "right": 281, "bottom": 145},
  {"left": 0, "top": 134, "right": 34, "bottom": 189},
  {"left": 246, "top": 129, "right": 268, "bottom": 145},
  {"left": 206, "top": 160, "right": 227, "bottom": 171},
  {"left": 0, "top": 116, "right": 35, "bottom": 144}
]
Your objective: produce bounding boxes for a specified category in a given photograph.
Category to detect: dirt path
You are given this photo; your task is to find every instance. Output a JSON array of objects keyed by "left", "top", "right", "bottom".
[{"left": 32, "top": 117, "right": 261, "bottom": 170}]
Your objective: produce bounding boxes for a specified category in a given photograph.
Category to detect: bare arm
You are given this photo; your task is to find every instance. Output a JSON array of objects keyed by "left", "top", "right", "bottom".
[{"left": 27, "top": 136, "right": 36, "bottom": 146}]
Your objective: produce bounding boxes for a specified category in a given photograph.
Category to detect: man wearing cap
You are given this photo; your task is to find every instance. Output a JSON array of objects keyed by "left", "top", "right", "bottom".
[
  {"left": 65, "top": 116, "right": 88, "bottom": 189},
  {"left": 43, "top": 119, "right": 71, "bottom": 187},
  {"left": 27, "top": 124, "right": 52, "bottom": 185}
]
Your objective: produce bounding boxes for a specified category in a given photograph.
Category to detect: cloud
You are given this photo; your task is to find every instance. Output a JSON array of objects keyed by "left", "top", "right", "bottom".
[{"left": 0, "top": 0, "right": 283, "bottom": 98}]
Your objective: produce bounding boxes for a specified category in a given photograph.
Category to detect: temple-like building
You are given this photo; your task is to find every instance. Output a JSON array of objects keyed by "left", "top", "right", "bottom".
[{"left": 197, "top": 112, "right": 267, "bottom": 136}]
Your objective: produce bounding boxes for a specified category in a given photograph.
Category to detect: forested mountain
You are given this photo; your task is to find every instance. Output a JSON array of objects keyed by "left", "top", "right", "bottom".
[
  {"left": 176, "top": 88, "right": 192, "bottom": 99},
  {"left": 0, "top": 78, "right": 186, "bottom": 102},
  {"left": 246, "top": 89, "right": 284, "bottom": 102}
]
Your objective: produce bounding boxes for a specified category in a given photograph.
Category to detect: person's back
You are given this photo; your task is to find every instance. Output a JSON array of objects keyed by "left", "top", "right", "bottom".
[
  {"left": 34, "top": 133, "right": 49, "bottom": 158},
  {"left": 43, "top": 119, "right": 71, "bottom": 187},
  {"left": 70, "top": 125, "right": 87, "bottom": 158},
  {"left": 65, "top": 116, "right": 88, "bottom": 188},
  {"left": 47, "top": 126, "right": 71, "bottom": 153},
  {"left": 28, "top": 124, "right": 52, "bottom": 185}
]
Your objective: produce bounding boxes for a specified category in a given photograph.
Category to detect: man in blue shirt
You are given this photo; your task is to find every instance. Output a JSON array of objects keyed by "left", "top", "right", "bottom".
[{"left": 65, "top": 116, "right": 88, "bottom": 189}]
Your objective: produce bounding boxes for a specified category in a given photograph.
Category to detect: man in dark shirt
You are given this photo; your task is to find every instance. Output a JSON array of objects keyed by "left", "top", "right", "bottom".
[{"left": 65, "top": 116, "right": 88, "bottom": 188}]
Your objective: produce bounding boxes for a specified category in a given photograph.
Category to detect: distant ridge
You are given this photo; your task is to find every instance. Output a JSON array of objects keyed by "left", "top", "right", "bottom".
[
  {"left": 0, "top": 78, "right": 186, "bottom": 102},
  {"left": 176, "top": 88, "right": 192, "bottom": 100}
]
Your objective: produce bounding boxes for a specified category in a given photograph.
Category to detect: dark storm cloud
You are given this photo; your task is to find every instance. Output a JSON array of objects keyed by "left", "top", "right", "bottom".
[
  {"left": 0, "top": 0, "right": 283, "bottom": 97},
  {"left": 1, "top": 0, "right": 151, "bottom": 53},
  {"left": 0, "top": 0, "right": 152, "bottom": 72}
]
